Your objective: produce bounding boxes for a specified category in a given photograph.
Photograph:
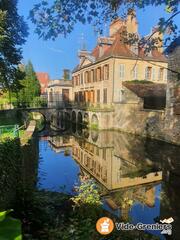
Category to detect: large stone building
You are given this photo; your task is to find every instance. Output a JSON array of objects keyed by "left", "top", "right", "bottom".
[
  {"left": 47, "top": 130, "right": 162, "bottom": 220},
  {"left": 47, "top": 69, "right": 72, "bottom": 108},
  {"left": 164, "top": 37, "right": 180, "bottom": 144},
  {"left": 70, "top": 10, "right": 168, "bottom": 132},
  {"left": 72, "top": 10, "right": 167, "bottom": 107}
]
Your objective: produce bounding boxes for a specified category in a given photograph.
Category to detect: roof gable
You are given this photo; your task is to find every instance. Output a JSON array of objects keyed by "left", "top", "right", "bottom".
[{"left": 79, "top": 55, "right": 95, "bottom": 68}]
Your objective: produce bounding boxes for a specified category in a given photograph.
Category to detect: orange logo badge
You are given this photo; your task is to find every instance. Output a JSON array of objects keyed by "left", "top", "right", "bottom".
[{"left": 96, "top": 217, "right": 114, "bottom": 235}]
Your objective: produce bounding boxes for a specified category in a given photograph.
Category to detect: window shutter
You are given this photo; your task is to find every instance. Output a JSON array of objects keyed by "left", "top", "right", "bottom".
[{"left": 120, "top": 64, "right": 125, "bottom": 80}]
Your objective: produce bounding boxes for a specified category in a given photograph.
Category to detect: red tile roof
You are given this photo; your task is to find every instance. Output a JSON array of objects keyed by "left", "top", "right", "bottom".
[
  {"left": 73, "top": 26, "right": 167, "bottom": 73},
  {"left": 92, "top": 28, "right": 167, "bottom": 62},
  {"left": 36, "top": 72, "right": 49, "bottom": 94}
]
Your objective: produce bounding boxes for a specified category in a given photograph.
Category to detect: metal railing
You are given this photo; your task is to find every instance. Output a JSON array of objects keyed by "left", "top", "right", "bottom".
[
  {"left": 0, "top": 100, "right": 114, "bottom": 111},
  {"left": 0, "top": 100, "right": 48, "bottom": 110},
  {"left": 0, "top": 124, "right": 19, "bottom": 138}
]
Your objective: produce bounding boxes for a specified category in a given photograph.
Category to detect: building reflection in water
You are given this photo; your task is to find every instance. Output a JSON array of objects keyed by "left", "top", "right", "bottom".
[
  {"left": 39, "top": 126, "right": 180, "bottom": 238},
  {"left": 46, "top": 129, "right": 162, "bottom": 221}
]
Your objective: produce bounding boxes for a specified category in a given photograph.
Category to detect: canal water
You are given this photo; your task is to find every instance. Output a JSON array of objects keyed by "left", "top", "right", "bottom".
[{"left": 37, "top": 126, "right": 180, "bottom": 240}]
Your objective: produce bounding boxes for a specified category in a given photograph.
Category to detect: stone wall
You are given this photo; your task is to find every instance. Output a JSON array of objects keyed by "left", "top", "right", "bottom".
[
  {"left": 48, "top": 86, "right": 166, "bottom": 140},
  {"left": 164, "top": 43, "right": 180, "bottom": 144},
  {"left": 113, "top": 87, "right": 165, "bottom": 139},
  {"left": 113, "top": 103, "right": 165, "bottom": 139}
]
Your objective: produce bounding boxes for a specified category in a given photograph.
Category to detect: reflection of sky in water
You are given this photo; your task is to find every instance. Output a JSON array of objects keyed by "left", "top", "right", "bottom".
[
  {"left": 37, "top": 140, "right": 80, "bottom": 194},
  {"left": 103, "top": 185, "right": 164, "bottom": 239},
  {"left": 38, "top": 138, "right": 165, "bottom": 239},
  {"left": 130, "top": 184, "right": 164, "bottom": 239}
]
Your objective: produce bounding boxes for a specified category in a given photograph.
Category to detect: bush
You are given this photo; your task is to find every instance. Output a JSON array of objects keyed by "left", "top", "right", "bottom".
[
  {"left": 127, "top": 80, "right": 154, "bottom": 84},
  {"left": 0, "top": 210, "right": 22, "bottom": 240},
  {"left": 0, "top": 138, "right": 22, "bottom": 210}
]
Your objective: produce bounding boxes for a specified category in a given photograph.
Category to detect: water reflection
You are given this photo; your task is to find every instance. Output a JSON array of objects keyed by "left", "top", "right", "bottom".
[
  {"left": 38, "top": 127, "right": 180, "bottom": 239},
  {"left": 72, "top": 131, "right": 162, "bottom": 191}
]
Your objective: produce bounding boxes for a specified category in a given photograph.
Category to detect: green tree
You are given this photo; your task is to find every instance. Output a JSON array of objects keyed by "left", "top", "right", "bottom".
[
  {"left": 30, "top": 0, "right": 179, "bottom": 47},
  {"left": 18, "top": 61, "right": 41, "bottom": 105},
  {"left": 0, "top": 0, "right": 28, "bottom": 92}
]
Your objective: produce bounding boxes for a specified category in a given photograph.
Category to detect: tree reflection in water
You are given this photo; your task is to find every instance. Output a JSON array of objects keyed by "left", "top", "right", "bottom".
[
  {"left": 1, "top": 123, "right": 180, "bottom": 239},
  {"left": 40, "top": 125, "right": 180, "bottom": 239}
]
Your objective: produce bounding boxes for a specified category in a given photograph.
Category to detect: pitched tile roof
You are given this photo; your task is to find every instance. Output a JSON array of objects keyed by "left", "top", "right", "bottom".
[
  {"left": 74, "top": 25, "right": 167, "bottom": 72},
  {"left": 36, "top": 72, "right": 50, "bottom": 94},
  {"left": 91, "top": 28, "right": 167, "bottom": 62}
]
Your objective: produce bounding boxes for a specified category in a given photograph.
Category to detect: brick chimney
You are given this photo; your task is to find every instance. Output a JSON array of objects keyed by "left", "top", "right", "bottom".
[
  {"left": 126, "top": 9, "right": 138, "bottom": 34},
  {"left": 109, "top": 18, "right": 123, "bottom": 37}
]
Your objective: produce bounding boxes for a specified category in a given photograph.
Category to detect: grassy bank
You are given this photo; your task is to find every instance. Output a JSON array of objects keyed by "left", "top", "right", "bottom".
[{"left": 0, "top": 130, "right": 25, "bottom": 141}]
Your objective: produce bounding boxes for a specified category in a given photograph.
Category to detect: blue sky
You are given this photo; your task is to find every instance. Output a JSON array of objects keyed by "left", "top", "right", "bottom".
[{"left": 18, "top": 1, "right": 180, "bottom": 79}]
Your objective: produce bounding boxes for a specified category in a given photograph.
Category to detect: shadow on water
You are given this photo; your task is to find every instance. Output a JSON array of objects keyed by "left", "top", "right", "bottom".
[{"left": 1, "top": 121, "right": 180, "bottom": 239}]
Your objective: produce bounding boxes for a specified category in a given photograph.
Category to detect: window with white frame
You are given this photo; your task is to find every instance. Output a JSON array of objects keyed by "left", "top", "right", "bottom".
[
  {"left": 145, "top": 67, "right": 152, "bottom": 80},
  {"left": 81, "top": 73, "right": 83, "bottom": 84},
  {"left": 132, "top": 65, "right": 138, "bottom": 79},
  {"left": 158, "top": 68, "right": 164, "bottom": 81},
  {"left": 104, "top": 64, "right": 109, "bottom": 80},
  {"left": 164, "top": 69, "right": 167, "bottom": 81},
  {"left": 152, "top": 68, "right": 156, "bottom": 81},
  {"left": 120, "top": 64, "right": 125, "bottom": 80}
]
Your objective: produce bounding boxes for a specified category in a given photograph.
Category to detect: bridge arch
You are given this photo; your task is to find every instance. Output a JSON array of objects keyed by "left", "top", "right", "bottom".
[
  {"left": 72, "top": 111, "right": 76, "bottom": 123},
  {"left": 27, "top": 111, "right": 46, "bottom": 131},
  {"left": 84, "top": 112, "right": 89, "bottom": 125},
  {"left": 84, "top": 128, "right": 90, "bottom": 139},
  {"left": 91, "top": 114, "right": 99, "bottom": 128},
  {"left": 77, "top": 111, "right": 83, "bottom": 124},
  {"left": 64, "top": 111, "right": 71, "bottom": 122},
  {"left": 91, "top": 130, "right": 99, "bottom": 142},
  {"left": 56, "top": 111, "right": 63, "bottom": 128},
  {"left": 50, "top": 113, "right": 58, "bottom": 127}
]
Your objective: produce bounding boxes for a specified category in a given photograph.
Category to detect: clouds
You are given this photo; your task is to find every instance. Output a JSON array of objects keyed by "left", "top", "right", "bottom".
[{"left": 47, "top": 47, "right": 63, "bottom": 54}]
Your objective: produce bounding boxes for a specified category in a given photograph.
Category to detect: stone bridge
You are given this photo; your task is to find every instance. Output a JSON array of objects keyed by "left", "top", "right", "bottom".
[{"left": 0, "top": 106, "right": 113, "bottom": 130}]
